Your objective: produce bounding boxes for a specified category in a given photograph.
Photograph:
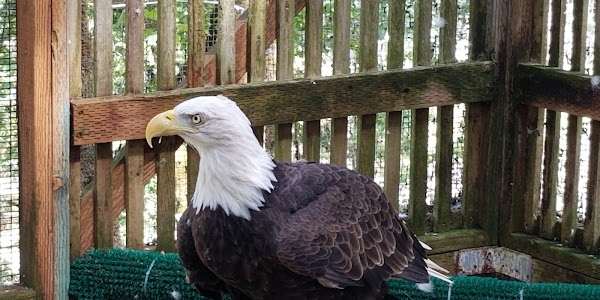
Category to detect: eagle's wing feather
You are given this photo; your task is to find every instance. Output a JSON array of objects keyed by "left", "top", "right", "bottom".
[{"left": 271, "top": 162, "right": 429, "bottom": 290}]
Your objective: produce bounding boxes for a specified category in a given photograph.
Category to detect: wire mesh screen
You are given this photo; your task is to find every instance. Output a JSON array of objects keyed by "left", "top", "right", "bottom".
[{"left": 0, "top": 0, "right": 18, "bottom": 284}]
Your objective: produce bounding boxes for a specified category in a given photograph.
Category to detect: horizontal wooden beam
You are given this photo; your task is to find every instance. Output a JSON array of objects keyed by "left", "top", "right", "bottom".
[
  {"left": 505, "top": 233, "right": 600, "bottom": 280},
  {"left": 419, "top": 229, "right": 492, "bottom": 255},
  {"left": 516, "top": 63, "right": 600, "bottom": 120},
  {"left": 71, "top": 61, "right": 494, "bottom": 145}
]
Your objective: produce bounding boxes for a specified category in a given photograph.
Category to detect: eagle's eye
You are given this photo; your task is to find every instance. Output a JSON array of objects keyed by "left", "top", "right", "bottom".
[{"left": 191, "top": 114, "right": 204, "bottom": 124}]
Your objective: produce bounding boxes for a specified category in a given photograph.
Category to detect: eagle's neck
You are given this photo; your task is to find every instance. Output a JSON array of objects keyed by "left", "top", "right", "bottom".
[{"left": 191, "top": 141, "right": 276, "bottom": 220}]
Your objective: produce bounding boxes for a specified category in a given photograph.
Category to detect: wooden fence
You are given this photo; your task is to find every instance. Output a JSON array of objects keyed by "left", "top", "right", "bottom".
[{"left": 13, "top": 0, "right": 600, "bottom": 298}]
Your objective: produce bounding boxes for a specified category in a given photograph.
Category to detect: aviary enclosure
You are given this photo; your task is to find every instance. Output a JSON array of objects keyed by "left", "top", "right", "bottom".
[{"left": 2, "top": 0, "right": 600, "bottom": 298}]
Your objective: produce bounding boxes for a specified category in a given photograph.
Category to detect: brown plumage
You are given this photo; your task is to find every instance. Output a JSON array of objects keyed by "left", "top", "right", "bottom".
[
  {"left": 145, "top": 96, "right": 445, "bottom": 300},
  {"left": 178, "top": 161, "right": 430, "bottom": 300}
]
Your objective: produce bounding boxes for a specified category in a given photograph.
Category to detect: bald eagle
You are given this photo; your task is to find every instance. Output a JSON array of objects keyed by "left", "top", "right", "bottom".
[{"left": 145, "top": 95, "right": 451, "bottom": 300}]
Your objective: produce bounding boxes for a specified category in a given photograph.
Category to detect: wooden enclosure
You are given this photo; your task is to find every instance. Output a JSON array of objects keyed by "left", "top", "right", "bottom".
[{"left": 10, "top": 0, "right": 600, "bottom": 299}]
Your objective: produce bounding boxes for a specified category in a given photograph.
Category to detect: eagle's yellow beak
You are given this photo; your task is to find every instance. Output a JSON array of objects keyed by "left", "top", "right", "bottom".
[{"left": 145, "top": 110, "right": 177, "bottom": 148}]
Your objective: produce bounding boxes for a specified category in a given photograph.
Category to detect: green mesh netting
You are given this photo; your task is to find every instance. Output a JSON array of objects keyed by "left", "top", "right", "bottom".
[{"left": 69, "top": 248, "right": 600, "bottom": 300}]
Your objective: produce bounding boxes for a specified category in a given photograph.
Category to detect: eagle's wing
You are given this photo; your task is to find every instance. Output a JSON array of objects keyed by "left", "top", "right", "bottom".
[
  {"left": 271, "top": 162, "right": 429, "bottom": 290},
  {"left": 177, "top": 208, "right": 227, "bottom": 299}
]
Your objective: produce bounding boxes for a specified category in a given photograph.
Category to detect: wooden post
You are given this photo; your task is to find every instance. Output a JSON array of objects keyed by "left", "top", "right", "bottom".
[
  {"left": 382, "top": 0, "right": 405, "bottom": 211},
  {"left": 125, "top": 0, "right": 146, "bottom": 250},
  {"left": 186, "top": 0, "right": 205, "bottom": 205},
  {"left": 156, "top": 0, "right": 177, "bottom": 253},
  {"left": 407, "top": 0, "right": 432, "bottom": 235},
  {"left": 274, "top": 0, "right": 295, "bottom": 162},
  {"left": 330, "top": 0, "right": 350, "bottom": 167},
  {"left": 93, "top": 0, "right": 114, "bottom": 250},
  {"left": 68, "top": 0, "right": 82, "bottom": 261},
  {"left": 433, "top": 0, "right": 457, "bottom": 233},
  {"left": 18, "top": 0, "right": 70, "bottom": 297},
  {"left": 248, "top": 0, "right": 266, "bottom": 143},
  {"left": 303, "top": 0, "right": 323, "bottom": 162},
  {"left": 356, "top": 0, "right": 378, "bottom": 178}
]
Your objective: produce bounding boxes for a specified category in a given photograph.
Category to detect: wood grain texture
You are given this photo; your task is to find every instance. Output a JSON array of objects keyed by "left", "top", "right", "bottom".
[
  {"left": 51, "top": 0, "right": 70, "bottom": 295},
  {"left": 93, "top": 0, "right": 114, "bottom": 251},
  {"left": 68, "top": 0, "right": 82, "bottom": 262},
  {"left": 547, "top": 0, "right": 566, "bottom": 67},
  {"left": 384, "top": 111, "right": 402, "bottom": 211},
  {"left": 356, "top": 0, "right": 378, "bottom": 179},
  {"left": 302, "top": 0, "right": 323, "bottom": 162},
  {"left": 531, "top": 0, "right": 549, "bottom": 63},
  {"left": 187, "top": 0, "right": 204, "bottom": 205},
  {"left": 71, "top": 62, "right": 495, "bottom": 145},
  {"left": 439, "top": 0, "right": 457, "bottom": 64},
  {"left": 539, "top": 110, "right": 560, "bottom": 240},
  {"left": 570, "top": 0, "right": 588, "bottom": 73},
  {"left": 218, "top": 0, "right": 236, "bottom": 85},
  {"left": 521, "top": 107, "right": 544, "bottom": 234},
  {"left": 433, "top": 105, "right": 453, "bottom": 233},
  {"left": 330, "top": 0, "right": 350, "bottom": 166},
  {"left": 583, "top": 120, "right": 600, "bottom": 253},
  {"left": 419, "top": 229, "right": 491, "bottom": 255},
  {"left": 468, "top": 0, "right": 487, "bottom": 60},
  {"left": 156, "top": 0, "right": 177, "bottom": 253},
  {"left": 560, "top": 114, "right": 582, "bottom": 247},
  {"left": 407, "top": 109, "right": 429, "bottom": 235},
  {"left": 505, "top": 233, "right": 600, "bottom": 280},
  {"left": 413, "top": 0, "right": 432, "bottom": 66},
  {"left": 274, "top": 0, "right": 295, "bottom": 162},
  {"left": 125, "top": 0, "right": 146, "bottom": 250},
  {"left": 462, "top": 102, "right": 490, "bottom": 229},
  {"left": 248, "top": 0, "right": 266, "bottom": 82}
]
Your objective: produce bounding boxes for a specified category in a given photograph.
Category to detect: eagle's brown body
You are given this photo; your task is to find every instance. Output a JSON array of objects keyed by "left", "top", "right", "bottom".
[{"left": 177, "top": 160, "right": 429, "bottom": 300}]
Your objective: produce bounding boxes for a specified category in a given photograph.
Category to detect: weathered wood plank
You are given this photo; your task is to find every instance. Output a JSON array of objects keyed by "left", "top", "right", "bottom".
[
  {"left": 408, "top": 109, "right": 428, "bottom": 235},
  {"left": 561, "top": 115, "right": 582, "bottom": 247},
  {"left": 68, "top": 0, "right": 82, "bottom": 262},
  {"left": 155, "top": 0, "right": 177, "bottom": 253},
  {"left": 505, "top": 233, "right": 600, "bottom": 280},
  {"left": 434, "top": 106, "right": 453, "bottom": 233},
  {"left": 0, "top": 285, "right": 36, "bottom": 300},
  {"left": 51, "top": 0, "right": 70, "bottom": 295},
  {"left": 439, "top": 0, "right": 456, "bottom": 64},
  {"left": 462, "top": 102, "right": 490, "bottom": 228},
  {"left": 274, "top": 0, "right": 295, "bottom": 162},
  {"left": 248, "top": 0, "right": 266, "bottom": 82},
  {"left": 382, "top": 0, "right": 404, "bottom": 211},
  {"left": 303, "top": 0, "right": 322, "bottom": 162},
  {"left": 532, "top": 257, "right": 600, "bottom": 284},
  {"left": 93, "top": 0, "right": 114, "bottom": 250},
  {"left": 356, "top": 0, "right": 378, "bottom": 178},
  {"left": 218, "top": 0, "right": 236, "bottom": 84},
  {"left": 532, "top": 0, "right": 549, "bottom": 63},
  {"left": 330, "top": 0, "right": 350, "bottom": 166},
  {"left": 72, "top": 62, "right": 495, "bottom": 145},
  {"left": 521, "top": 106, "right": 544, "bottom": 234},
  {"left": 468, "top": 0, "right": 486, "bottom": 60},
  {"left": 571, "top": 0, "right": 588, "bottom": 73},
  {"left": 548, "top": 0, "right": 567, "bottom": 67},
  {"left": 124, "top": 0, "right": 146, "bottom": 250},
  {"left": 413, "top": 0, "right": 432, "bottom": 66},
  {"left": 539, "top": 110, "right": 560, "bottom": 240},
  {"left": 419, "top": 229, "right": 491, "bottom": 255},
  {"left": 584, "top": 120, "right": 600, "bottom": 253}
]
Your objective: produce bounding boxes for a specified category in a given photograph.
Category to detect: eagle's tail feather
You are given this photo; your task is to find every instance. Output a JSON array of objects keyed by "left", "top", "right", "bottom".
[{"left": 427, "top": 268, "right": 453, "bottom": 285}]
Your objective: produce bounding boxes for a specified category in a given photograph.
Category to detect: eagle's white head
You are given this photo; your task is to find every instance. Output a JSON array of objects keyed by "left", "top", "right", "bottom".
[{"left": 145, "top": 95, "right": 276, "bottom": 220}]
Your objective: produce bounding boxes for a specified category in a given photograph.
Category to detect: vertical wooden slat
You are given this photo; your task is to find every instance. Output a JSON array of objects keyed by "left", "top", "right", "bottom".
[
  {"left": 93, "top": 0, "right": 114, "bottom": 250},
  {"left": 218, "top": 0, "right": 236, "bottom": 85},
  {"left": 383, "top": 0, "right": 405, "bottom": 211},
  {"left": 584, "top": 2, "right": 600, "bottom": 253},
  {"left": 248, "top": 0, "right": 266, "bottom": 144},
  {"left": 68, "top": 0, "right": 82, "bottom": 261},
  {"left": 561, "top": 0, "right": 587, "bottom": 247},
  {"left": 124, "top": 0, "right": 145, "bottom": 250},
  {"left": 584, "top": 120, "right": 600, "bottom": 253},
  {"left": 407, "top": 0, "right": 432, "bottom": 235},
  {"left": 433, "top": 105, "right": 453, "bottom": 232},
  {"left": 303, "top": 0, "right": 323, "bottom": 162},
  {"left": 539, "top": 110, "right": 560, "bottom": 239},
  {"left": 156, "top": 0, "right": 177, "bottom": 253},
  {"left": 463, "top": 0, "right": 490, "bottom": 229},
  {"left": 356, "top": 0, "right": 378, "bottom": 178},
  {"left": 433, "top": 0, "right": 456, "bottom": 233},
  {"left": 548, "top": 0, "right": 567, "bottom": 68},
  {"left": 561, "top": 114, "right": 582, "bottom": 246},
  {"left": 274, "top": 0, "right": 295, "bottom": 161},
  {"left": 330, "top": 0, "right": 350, "bottom": 166},
  {"left": 52, "top": 0, "right": 70, "bottom": 296},
  {"left": 532, "top": 0, "right": 550, "bottom": 63},
  {"left": 187, "top": 0, "right": 205, "bottom": 204},
  {"left": 462, "top": 102, "right": 490, "bottom": 228}
]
